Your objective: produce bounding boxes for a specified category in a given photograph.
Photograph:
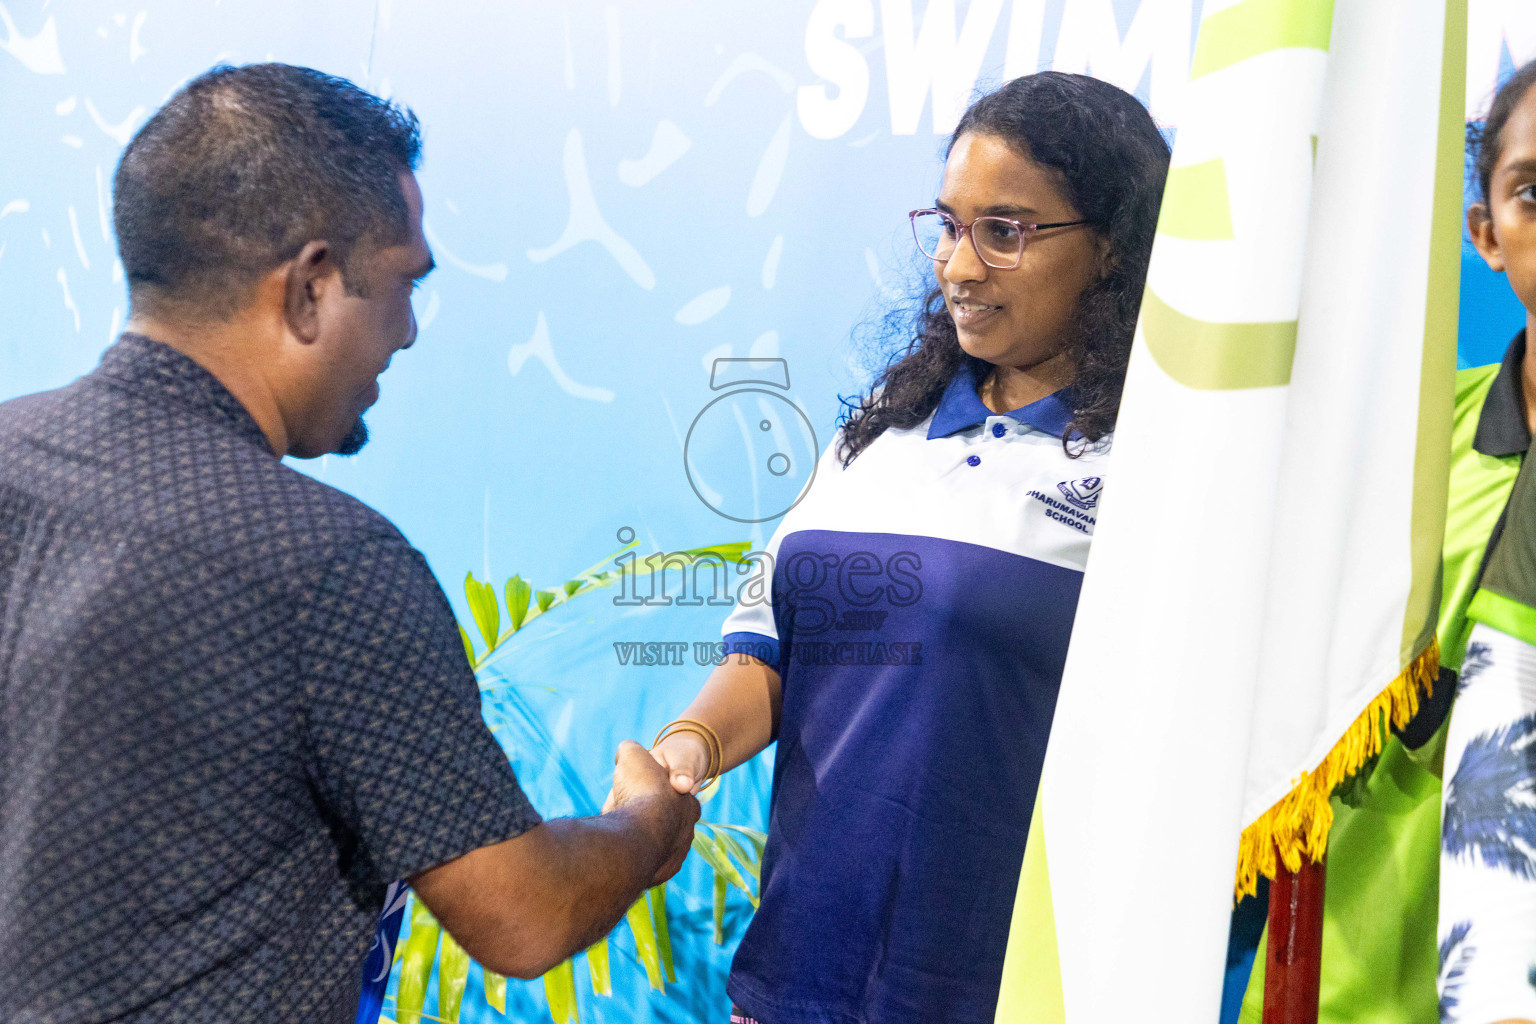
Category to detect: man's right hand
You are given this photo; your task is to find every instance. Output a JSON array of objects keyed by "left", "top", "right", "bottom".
[{"left": 607, "top": 740, "right": 699, "bottom": 885}]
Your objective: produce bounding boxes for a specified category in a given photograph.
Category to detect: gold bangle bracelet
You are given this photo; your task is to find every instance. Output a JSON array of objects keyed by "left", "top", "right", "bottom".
[
  {"left": 653, "top": 724, "right": 721, "bottom": 783},
  {"left": 653, "top": 718, "right": 724, "bottom": 782},
  {"left": 653, "top": 720, "right": 722, "bottom": 780}
]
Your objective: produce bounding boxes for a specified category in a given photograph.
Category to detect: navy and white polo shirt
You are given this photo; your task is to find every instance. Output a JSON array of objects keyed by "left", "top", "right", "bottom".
[{"left": 720, "top": 362, "right": 1110, "bottom": 1024}]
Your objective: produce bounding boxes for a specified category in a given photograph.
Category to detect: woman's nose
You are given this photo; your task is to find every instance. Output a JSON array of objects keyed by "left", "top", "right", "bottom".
[{"left": 943, "top": 231, "right": 989, "bottom": 284}]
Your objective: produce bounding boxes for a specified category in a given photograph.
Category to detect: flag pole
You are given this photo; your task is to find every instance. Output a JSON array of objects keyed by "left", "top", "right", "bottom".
[{"left": 1261, "top": 850, "right": 1326, "bottom": 1024}]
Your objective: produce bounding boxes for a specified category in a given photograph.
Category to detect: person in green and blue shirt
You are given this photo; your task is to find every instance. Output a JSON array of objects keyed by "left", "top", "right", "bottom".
[{"left": 1437, "top": 59, "right": 1536, "bottom": 1024}]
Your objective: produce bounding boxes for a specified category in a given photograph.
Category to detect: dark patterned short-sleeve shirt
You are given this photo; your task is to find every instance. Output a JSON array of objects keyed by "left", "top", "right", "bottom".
[{"left": 0, "top": 334, "right": 541, "bottom": 1023}]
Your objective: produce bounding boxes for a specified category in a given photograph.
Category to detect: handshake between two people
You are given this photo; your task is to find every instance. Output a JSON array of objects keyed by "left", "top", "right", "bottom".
[
  {"left": 604, "top": 725, "right": 720, "bottom": 804},
  {"left": 408, "top": 739, "right": 700, "bottom": 981},
  {"left": 411, "top": 657, "right": 779, "bottom": 980}
]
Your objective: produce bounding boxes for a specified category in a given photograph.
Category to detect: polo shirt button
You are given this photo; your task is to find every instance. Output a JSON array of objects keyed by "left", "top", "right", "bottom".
[
  {"left": 967, "top": 455, "right": 981, "bottom": 467},
  {"left": 992, "top": 423, "right": 1006, "bottom": 438}
]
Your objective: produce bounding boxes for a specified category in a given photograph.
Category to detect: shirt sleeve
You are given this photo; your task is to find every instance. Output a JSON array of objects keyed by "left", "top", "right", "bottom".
[
  {"left": 719, "top": 431, "right": 845, "bottom": 673},
  {"left": 1438, "top": 620, "right": 1536, "bottom": 1024},
  {"left": 294, "top": 536, "right": 541, "bottom": 893},
  {"left": 1469, "top": 456, "right": 1536, "bottom": 645},
  {"left": 720, "top": 521, "right": 788, "bottom": 671}
]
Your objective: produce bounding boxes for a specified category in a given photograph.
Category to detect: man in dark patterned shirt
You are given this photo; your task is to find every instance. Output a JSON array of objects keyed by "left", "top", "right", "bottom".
[{"left": 0, "top": 64, "right": 698, "bottom": 1023}]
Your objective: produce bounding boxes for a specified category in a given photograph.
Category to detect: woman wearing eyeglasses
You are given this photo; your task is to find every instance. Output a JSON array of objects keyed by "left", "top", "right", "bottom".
[{"left": 645, "top": 73, "right": 1170, "bottom": 1024}]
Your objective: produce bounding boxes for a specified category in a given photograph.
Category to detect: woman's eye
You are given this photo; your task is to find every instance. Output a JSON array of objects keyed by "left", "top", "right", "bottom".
[
  {"left": 984, "top": 221, "right": 1020, "bottom": 244},
  {"left": 1518, "top": 184, "right": 1536, "bottom": 204},
  {"left": 940, "top": 219, "right": 959, "bottom": 238}
]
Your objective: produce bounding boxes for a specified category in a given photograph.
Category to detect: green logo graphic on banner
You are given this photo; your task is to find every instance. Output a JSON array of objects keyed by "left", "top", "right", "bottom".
[{"left": 1144, "top": 0, "right": 1335, "bottom": 392}]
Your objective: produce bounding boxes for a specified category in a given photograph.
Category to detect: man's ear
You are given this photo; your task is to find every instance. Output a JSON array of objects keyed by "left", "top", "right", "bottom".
[
  {"left": 1467, "top": 203, "right": 1505, "bottom": 273},
  {"left": 283, "top": 240, "right": 337, "bottom": 343}
]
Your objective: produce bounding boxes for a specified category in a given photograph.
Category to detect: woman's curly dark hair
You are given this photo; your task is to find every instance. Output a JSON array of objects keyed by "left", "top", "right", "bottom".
[
  {"left": 1469, "top": 59, "right": 1536, "bottom": 207},
  {"left": 837, "top": 72, "right": 1170, "bottom": 465}
]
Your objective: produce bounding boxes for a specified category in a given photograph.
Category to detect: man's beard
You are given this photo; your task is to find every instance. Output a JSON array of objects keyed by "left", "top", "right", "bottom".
[{"left": 336, "top": 417, "right": 370, "bottom": 456}]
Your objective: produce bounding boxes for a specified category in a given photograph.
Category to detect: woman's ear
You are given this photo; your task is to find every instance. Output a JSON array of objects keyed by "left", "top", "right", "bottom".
[
  {"left": 1095, "top": 231, "right": 1115, "bottom": 279},
  {"left": 1467, "top": 202, "right": 1505, "bottom": 273}
]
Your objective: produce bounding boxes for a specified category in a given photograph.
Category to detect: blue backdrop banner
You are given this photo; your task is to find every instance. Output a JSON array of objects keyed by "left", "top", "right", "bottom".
[{"left": 3, "top": 2, "right": 1534, "bottom": 1021}]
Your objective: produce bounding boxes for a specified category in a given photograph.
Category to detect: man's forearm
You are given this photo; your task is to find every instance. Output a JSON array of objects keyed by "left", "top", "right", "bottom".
[
  {"left": 411, "top": 804, "right": 670, "bottom": 979},
  {"left": 508, "top": 809, "right": 670, "bottom": 969}
]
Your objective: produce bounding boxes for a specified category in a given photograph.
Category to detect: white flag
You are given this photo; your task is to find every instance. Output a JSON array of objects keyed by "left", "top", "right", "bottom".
[{"left": 997, "top": 0, "right": 1465, "bottom": 1019}]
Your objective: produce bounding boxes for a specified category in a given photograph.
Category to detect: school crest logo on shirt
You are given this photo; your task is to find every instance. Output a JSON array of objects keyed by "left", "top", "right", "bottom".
[{"left": 1057, "top": 476, "right": 1103, "bottom": 512}]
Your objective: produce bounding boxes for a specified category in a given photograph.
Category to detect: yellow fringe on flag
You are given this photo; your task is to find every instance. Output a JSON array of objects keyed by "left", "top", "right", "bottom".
[{"left": 1232, "top": 639, "right": 1440, "bottom": 900}]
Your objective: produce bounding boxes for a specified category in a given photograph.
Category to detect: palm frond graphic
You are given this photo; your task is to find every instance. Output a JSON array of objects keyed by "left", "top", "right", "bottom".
[
  {"left": 1458, "top": 641, "right": 1495, "bottom": 696},
  {"left": 385, "top": 540, "right": 762, "bottom": 1024},
  {"left": 1443, "top": 711, "right": 1536, "bottom": 878},
  {"left": 1439, "top": 919, "right": 1474, "bottom": 1023}
]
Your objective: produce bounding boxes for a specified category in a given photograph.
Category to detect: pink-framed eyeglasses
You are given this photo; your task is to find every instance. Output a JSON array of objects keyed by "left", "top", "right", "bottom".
[{"left": 909, "top": 209, "right": 1088, "bottom": 270}]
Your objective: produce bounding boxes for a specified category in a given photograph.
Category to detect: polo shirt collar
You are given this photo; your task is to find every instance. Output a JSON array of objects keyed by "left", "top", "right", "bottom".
[
  {"left": 1474, "top": 329, "right": 1532, "bottom": 459},
  {"left": 96, "top": 333, "right": 275, "bottom": 454},
  {"left": 927, "top": 360, "right": 1076, "bottom": 439}
]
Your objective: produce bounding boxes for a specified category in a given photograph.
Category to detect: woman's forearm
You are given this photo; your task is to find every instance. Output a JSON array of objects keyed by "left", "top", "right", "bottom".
[{"left": 660, "top": 654, "right": 782, "bottom": 778}]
